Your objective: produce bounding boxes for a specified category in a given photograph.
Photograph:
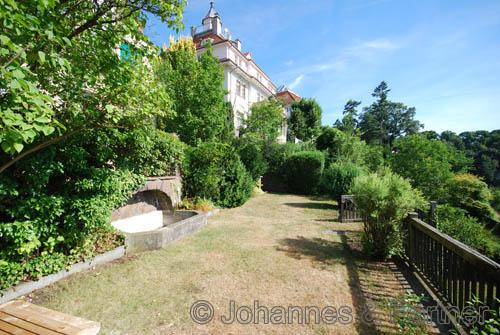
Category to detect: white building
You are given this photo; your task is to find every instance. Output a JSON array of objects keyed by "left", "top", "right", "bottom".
[{"left": 191, "top": 2, "right": 296, "bottom": 143}]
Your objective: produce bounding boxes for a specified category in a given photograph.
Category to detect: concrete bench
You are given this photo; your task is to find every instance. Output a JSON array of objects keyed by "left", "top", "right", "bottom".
[{"left": 0, "top": 300, "right": 100, "bottom": 335}]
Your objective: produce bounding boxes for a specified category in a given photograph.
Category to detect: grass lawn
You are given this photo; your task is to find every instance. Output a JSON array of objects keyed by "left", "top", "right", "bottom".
[{"left": 31, "top": 193, "right": 432, "bottom": 334}]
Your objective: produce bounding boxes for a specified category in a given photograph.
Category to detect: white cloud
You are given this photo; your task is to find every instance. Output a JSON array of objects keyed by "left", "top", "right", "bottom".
[
  {"left": 361, "top": 39, "right": 399, "bottom": 50},
  {"left": 289, "top": 75, "right": 305, "bottom": 89}
]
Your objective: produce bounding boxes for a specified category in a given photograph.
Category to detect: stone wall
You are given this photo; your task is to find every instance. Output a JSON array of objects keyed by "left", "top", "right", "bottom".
[{"left": 111, "top": 176, "right": 182, "bottom": 221}]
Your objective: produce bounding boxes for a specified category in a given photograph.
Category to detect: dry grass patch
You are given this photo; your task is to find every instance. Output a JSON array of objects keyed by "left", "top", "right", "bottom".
[{"left": 29, "top": 193, "right": 434, "bottom": 334}]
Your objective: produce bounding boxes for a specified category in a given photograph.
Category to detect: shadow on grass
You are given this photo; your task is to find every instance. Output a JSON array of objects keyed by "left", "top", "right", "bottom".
[
  {"left": 276, "top": 232, "right": 428, "bottom": 335},
  {"left": 284, "top": 202, "right": 339, "bottom": 211},
  {"left": 277, "top": 236, "right": 347, "bottom": 264},
  {"left": 315, "top": 218, "right": 340, "bottom": 223},
  {"left": 277, "top": 233, "right": 377, "bottom": 334}
]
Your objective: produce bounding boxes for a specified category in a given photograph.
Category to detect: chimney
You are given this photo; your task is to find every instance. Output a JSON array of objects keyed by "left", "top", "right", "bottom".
[{"left": 235, "top": 39, "right": 242, "bottom": 51}]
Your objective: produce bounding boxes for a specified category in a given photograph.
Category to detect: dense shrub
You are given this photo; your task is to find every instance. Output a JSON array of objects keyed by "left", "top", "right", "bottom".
[
  {"left": 235, "top": 138, "right": 268, "bottom": 181},
  {"left": 0, "top": 126, "right": 186, "bottom": 292},
  {"left": 447, "top": 173, "right": 497, "bottom": 220},
  {"left": 0, "top": 166, "right": 143, "bottom": 291},
  {"left": 316, "top": 127, "right": 364, "bottom": 163},
  {"left": 492, "top": 188, "right": 500, "bottom": 214},
  {"left": 117, "top": 128, "right": 185, "bottom": 176},
  {"left": 284, "top": 151, "right": 325, "bottom": 195},
  {"left": 351, "top": 170, "right": 425, "bottom": 259},
  {"left": 263, "top": 142, "right": 301, "bottom": 176},
  {"left": 315, "top": 127, "right": 384, "bottom": 170},
  {"left": 183, "top": 142, "right": 253, "bottom": 208},
  {"left": 436, "top": 205, "right": 500, "bottom": 259},
  {"left": 320, "top": 161, "right": 366, "bottom": 200}
]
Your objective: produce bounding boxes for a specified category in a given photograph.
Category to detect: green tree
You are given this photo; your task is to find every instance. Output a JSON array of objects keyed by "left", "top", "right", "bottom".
[
  {"left": 459, "top": 130, "right": 500, "bottom": 186},
  {"left": 289, "top": 98, "right": 322, "bottom": 141},
  {"left": 436, "top": 131, "right": 471, "bottom": 173},
  {"left": 158, "top": 37, "right": 228, "bottom": 145},
  {"left": 0, "top": 0, "right": 186, "bottom": 173},
  {"left": 241, "top": 98, "right": 284, "bottom": 143},
  {"left": 447, "top": 173, "right": 497, "bottom": 220},
  {"left": 358, "top": 81, "right": 422, "bottom": 149},
  {"left": 390, "top": 134, "right": 456, "bottom": 201},
  {"left": 334, "top": 100, "right": 361, "bottom": 135}
]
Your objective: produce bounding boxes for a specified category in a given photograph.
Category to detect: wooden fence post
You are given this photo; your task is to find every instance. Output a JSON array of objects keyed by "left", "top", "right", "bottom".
[
  {"left": 429, "top": 201, "right": 437, "bottom": 227},
  {"left": 407, "top": 212, "right": 418, "bottom": 271}
]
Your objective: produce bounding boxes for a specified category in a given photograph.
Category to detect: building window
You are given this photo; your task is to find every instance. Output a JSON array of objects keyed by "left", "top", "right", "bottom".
[{"left": 236, "top": 80, "right": 246, "bottom": 99}]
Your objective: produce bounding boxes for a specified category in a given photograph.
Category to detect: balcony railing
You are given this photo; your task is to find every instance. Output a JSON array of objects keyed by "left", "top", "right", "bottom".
[{"left": 192, "top": 23, "right": 212, "bottom": 36}]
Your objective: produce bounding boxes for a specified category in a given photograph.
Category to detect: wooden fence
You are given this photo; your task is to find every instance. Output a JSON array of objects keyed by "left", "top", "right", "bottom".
[
  {"left": 404, "top": 213, "right": 500, "bottom": 331},
  {"left": 339, "top": 195, "right": 500, "bottom": 331},
  {"left": 339, "top": 195, "right": 362, "bottom": 222}
]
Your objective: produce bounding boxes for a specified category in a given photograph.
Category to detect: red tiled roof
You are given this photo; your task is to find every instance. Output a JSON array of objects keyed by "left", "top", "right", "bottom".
[{"left": 277, "top": 90, "right": 301, "bottom": 103}]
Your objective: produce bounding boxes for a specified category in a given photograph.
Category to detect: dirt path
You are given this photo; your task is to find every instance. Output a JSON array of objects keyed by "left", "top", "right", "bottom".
[{"left": 31, "top": 193, "right": 433, "bottom": 334}]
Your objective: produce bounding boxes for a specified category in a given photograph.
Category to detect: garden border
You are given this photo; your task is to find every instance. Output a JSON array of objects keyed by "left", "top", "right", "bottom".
[
  {"left": 0, "top": 246, "right": 126, "bottom": 304},
  {"left": 0, "top": 208, "right": 221, "bottom": 304}
]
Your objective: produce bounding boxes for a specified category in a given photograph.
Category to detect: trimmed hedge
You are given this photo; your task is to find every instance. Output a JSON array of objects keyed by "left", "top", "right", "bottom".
[
  {"left": 284, "top": 151, "right": 325, "bottom": 195},
  {"left": 183, "top": 142, "right": 254, "bottom": 208}
]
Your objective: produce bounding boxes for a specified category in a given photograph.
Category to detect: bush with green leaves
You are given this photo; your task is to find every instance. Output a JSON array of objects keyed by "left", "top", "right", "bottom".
[
  {"left": 315, "top": 127, "right": 384, "bottom": 171},
  {"left": 0, "top": 124, "right": 189, "bottom": 291},
  {"left": 351, "top": 170, "right": 425, "bottom": 259},
  {"left": 0, "top": 165, "right": 143, "bottom": 291},
  {"left": 447, "top": 173, "right": 497, "bottom": 220},
  {"left": 284, "top": 151, "right": 325, "bottom": 195},
  {"left": 183, "top": 142, "right": 254, "bottom": 208},
  {"left": 435, "top": 205, "right": 500, "bottom": 259},
  {"left": 492, "top": 188, "right": 500, "bottom": 214},
  {"left": 320, "top": 161, "right": 366, "bottom": 200},
  {"left": 263, "top": 142, "right": 301, "bottom": 176},
  {"left": 235, "top": 138, "right": 268, "bottom": 181},
  {"left": 116, "top": 128, "right": 185, "bottom": 177}
]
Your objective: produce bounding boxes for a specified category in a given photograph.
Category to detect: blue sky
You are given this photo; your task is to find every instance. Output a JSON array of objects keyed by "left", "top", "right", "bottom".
[{"left": 145, "top": 0, "right": 500, "bottom": 133}]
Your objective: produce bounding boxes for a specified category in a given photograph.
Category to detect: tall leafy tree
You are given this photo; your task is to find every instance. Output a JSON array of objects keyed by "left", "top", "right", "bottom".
[
  {"left": 289, "top": 98, "right": 322, "bottom": 141},
  {"left": 158, "top": 37, "right": 228, "bottom": 145},
  {"left": 391, "top": 134, "right": 457, "bottom": 201},
  {"left": 0, "top": 0, "right": 186, "bottom": 173},
  {"left": 358, "top": 81, "right": 422, "bottom": 149},
  {"left": 240, "top": 98, "right": 284, "bottom": 143}
]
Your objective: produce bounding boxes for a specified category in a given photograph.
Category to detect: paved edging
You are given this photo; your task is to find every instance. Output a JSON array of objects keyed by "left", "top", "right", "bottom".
[{"left": 0, "top": 246, "right": 126, "bottom": 304}]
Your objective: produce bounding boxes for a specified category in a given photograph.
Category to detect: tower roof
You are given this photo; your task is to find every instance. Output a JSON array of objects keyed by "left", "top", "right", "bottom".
[{"left": 204, "top": 2, "right": 219, "bottom": 20}]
